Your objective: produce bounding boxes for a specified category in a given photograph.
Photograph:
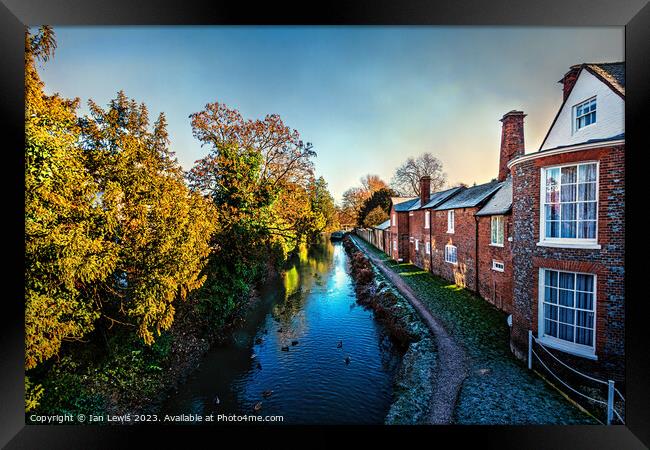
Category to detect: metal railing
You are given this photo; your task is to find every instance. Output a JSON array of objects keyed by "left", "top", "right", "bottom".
[{"left": 528, "top": 330, "right": 625, "bottom": 425}]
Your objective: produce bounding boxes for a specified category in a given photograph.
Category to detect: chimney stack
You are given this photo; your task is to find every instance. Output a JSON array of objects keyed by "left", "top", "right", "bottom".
[
  {"left": 498, "top": 110, "right": 526, "bottom": 181},
  {"left": 419, "top": 176, "right": 431, "bottom": 207},
  {"left": 560, "top": 65, "right": 582, "bottom": 101}
]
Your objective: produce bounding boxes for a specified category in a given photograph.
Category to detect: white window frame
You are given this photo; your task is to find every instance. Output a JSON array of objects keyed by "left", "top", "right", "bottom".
[
  {"left": 447, "top": 210, "right": 455, "bottom": 234},
  {"left": 490, "top": 215, "right": 505, "bottom": 247},
  {"left": 444, "top": 244, "right": 457, "bottom": 265},
  {"left": 415, "top": 239, "right": 419, "bottom": 251},
  {"left": 392, "top": 213, "right": 396, "bottom": 226},
  {"left": 393, "top": 239, "right": 397, "bottom": 251},
  {"left": 537, "top": 268, "right": 597, "bottom": 360},
  {"left": 538, "top": 161, "right": 600, "bottom": 249},
  {"left": 492, "top": 260, "right": 505, "bottom": 272},
  {"left": 426, "top": 241, "right": 431, "bottom": 254},
  {"left": 424, "top": 211, "right": 430, "bottom": 229},
  {"left": 573, "top": 96, "right": 597, "bottom": 133}
]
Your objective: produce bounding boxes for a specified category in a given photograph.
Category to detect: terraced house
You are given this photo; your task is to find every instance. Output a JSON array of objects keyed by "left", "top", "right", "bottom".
[
  {"left": 378, "top": 61, "right": 624, "bottom": 385},
  {"left": 508, "top": 62, "right": 625, "bottom": 384}
]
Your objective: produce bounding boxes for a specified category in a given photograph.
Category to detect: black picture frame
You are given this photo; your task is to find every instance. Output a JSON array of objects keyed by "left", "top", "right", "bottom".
[{"left": 1, "top": 0, "right": 648, "bottom": 448}]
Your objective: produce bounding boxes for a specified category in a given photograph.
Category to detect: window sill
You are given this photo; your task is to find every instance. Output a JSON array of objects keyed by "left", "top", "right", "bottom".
[
  {"left": 489, "top": 243, "right": 504, "bottom": 248},
  {"left": 492, "top": 268, "right": 505, "bottom": 272},
  {"left": 537, "top": 241, "right": 601, "bottom": 250},
  {"left": 447, "top": 231, "right": 454, "bottom": 234},
  {"left": 538, "top": 336, "right": 598, "bottom": 360}
]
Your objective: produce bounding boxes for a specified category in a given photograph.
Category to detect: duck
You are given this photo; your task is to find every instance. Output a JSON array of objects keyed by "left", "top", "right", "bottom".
[
  {"left": 344, "top": 356, "right": 351, "bottom": 365},
  {"left": 213, "top": 395, "right": 220, "bottom": 405},
  {"left": 254, "top": 401, "right": 262, "bottom": 412},
  {"left": 251, "top": 353, "right": 257, "bottom": 359},
  {"left": 291, "top": 340, "right": 299, "bottom": 346},
  {"left": 281, "top": 346, "right": 290, "bottom": 352},
  {"left": 337, "top": 340, "right": 343, "bottom": 349},
  {"left": 262, "top": 390, "right": 273, "bottom": 398}
]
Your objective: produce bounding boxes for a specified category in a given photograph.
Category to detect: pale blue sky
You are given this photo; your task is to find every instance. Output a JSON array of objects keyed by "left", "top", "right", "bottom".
[{"left": 38, "top": 26, "right": 623, "bottom": 202}]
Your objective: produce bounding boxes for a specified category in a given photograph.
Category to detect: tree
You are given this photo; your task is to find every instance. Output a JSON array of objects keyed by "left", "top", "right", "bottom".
[
  {"left": 359, "top": 174, "right": 388, "bottom": 193},
  {"left": 363, "top": 206, "right": 389, "bottom": 228},
  {"left": 25, "top": 26, "right": 118, "bottom": 370},
  {"left": 357, "top": 187, "right": 396, "bottom": 227},
  {"left": 390, "top": 152, "right": 447, "bottom": 196},
  {"left": 341, "top": 174, "right": 389, "bottom": 227},
  {"left": 188, "top": 102, "right": 321, "bottom": 255},
  {"left": 79, "top": 91, "right": 217, "bottom": 346}
]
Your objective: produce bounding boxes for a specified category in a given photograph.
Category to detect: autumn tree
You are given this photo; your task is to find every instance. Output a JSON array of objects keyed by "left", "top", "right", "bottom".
[
  {"left": 79, "top": 91, "right": 217, "bottom": 345},
  {"left": 390, "top": 152, "right": 447, "bottom": 196},
  {"left": 188, "top": 103, "right": 336, "bottom": 323},
  {"left": 357, "top": 187, "right": 396, "bottom": 227},
  {"left": 341, "top": 174, "right": 388, "bottom": 227},
  {"left": 363, "top": 207, "right": 389, "bottom": 228},
  {"left": 25, "top": 26, "right": 118, "bottom": 372}
]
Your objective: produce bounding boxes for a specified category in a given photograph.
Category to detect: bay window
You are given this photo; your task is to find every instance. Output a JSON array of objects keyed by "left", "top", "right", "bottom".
[
  {"left": 539, "top": 268, "right": 596, "bottom": 358},
  {"left": 540, "top": 162, "right": 598, "bottom": 246}
]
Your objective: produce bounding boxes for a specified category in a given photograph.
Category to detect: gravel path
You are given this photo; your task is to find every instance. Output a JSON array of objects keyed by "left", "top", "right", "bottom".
[{"left": 350, "top": 235, "right": 468, "bottom": 424}]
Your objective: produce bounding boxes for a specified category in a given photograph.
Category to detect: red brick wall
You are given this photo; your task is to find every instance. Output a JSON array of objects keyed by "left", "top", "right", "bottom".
[
  {"left": 429, "top": 207, "right": 479, "bottom": 289},
  {"left": 389, "top": 206, "right": 411, "bottom": 261},
  {"left": 477, "top": 214, "right": 514, "bottom": 313},
  {"left": 408, "top": 209, "right": 432, "bottom": 271},
  {"left": 510, "top": 144, "right": 625, "bottom": 383}
]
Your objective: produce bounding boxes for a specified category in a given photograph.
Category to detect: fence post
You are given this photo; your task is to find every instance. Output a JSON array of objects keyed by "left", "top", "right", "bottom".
[
  {"left": 528, "top": 330, "right": 533, "bottom": 370},
  {"left": 607, "top": 380, "right": 615, "bottom": 425}
]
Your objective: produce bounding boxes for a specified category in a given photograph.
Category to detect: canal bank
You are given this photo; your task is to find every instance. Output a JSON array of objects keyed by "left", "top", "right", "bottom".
[
  {"left": 344, "top": 235, "right": 464, "bottom": 424},
  {"left": 351, "top": 234, "right": 597, "bottom": 424}
]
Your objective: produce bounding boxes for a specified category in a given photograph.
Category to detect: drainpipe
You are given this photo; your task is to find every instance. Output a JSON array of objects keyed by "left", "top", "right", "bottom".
[
  {"left": 429, "top": 210, "right": 433, "bottom": 272},
  {"left": 474, "top": 214, "right": 480, "bottom": 294}
]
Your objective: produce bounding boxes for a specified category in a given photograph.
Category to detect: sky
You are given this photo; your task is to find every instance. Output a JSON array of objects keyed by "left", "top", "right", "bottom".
[{"left": 37, "top": 26, "right": 624, "bottom": 202}]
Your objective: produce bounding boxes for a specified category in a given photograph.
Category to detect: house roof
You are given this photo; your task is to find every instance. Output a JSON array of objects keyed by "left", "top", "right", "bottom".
[
  {"left": 476, "top": 177, "right": 512, "bottom": 216},
  {"left": 540, "top": 62, "right": 625, "bottom": 150},
  {"left": 434, "top": 181, "right": 502, "bottom": 211},
  {"left": 585, "top": 62, "right": 625, "bottom": 97},
  {"left": 374, "top": 219, "right": 391, "bottom": 230},
  {"left": 422, "top": 186, "right": 464, "bottom": 209},
  {"left": 392, "top": 197, "right": 419, "bottom": 212}
]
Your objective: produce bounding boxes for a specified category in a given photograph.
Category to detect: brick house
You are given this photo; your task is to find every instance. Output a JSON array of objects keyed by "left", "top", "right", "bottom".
[
  {"left": 388, "top": 197, "right": 418, "bottom": 261},
  {"left": 472, "top": 111, "right": 525, "bottom": 313},
  {"left": 427, "top": 181, "right": 502, "bottom": 290},
  {"left": 360, "top": 60, "right": 625, "bottom": 387},
  {"left": 508, "top": 62, "right": 625, "bottom": 384}
]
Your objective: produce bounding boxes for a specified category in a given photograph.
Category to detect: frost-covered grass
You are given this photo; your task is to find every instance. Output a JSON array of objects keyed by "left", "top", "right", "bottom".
[{"left": 356, "top": 238, "right": 596, "bottom": 425}]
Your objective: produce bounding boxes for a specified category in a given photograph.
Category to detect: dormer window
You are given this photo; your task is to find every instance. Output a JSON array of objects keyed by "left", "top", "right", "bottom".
[{"left": 574, "top": 97, "right": 596, "bottom": 132}]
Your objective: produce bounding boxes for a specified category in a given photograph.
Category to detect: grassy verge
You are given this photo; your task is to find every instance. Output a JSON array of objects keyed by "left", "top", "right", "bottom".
[{"left": 354, "top": 237, "right": 596, "bottom": 425}]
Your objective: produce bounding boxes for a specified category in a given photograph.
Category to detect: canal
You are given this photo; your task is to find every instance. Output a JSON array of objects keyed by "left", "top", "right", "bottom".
[{"left": 161, "top": 238, "right": 403, "bottom": 424}]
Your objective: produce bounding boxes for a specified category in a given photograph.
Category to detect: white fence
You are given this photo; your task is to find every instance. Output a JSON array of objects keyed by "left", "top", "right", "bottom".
[{"left": 528, "top": 330, "right": 625, "bottom": 425}]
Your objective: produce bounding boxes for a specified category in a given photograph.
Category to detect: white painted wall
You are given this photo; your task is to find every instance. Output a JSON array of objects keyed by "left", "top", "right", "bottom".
[{"left": 541, "top": 69, "right": 624, "bottom": 150}]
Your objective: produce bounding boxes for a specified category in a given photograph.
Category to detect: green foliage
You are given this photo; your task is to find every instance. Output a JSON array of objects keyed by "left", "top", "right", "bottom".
[
  {"left": 25, "top": 26, "right": 119, "bottom": 371},
  {"left": 79, "top": 91, "right": 217, "bottom": 345},
  {"left": 358, "top": 187, "right": 395, "bottom": 227}
]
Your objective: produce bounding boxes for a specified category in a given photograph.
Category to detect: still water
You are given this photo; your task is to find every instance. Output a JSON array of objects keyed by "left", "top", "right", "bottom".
[{"left": 161, "top": 238, "right": 402, "bottom": 424}]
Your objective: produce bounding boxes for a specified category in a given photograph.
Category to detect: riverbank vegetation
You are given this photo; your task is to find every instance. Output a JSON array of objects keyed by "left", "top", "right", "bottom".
[{"left": 25, "top": 26, "right": 339, "bottom": 417}]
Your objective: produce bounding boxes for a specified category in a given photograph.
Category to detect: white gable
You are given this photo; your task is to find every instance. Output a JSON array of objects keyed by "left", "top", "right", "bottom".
[{"left": 540, "top": 69, "right": 624, "bottom": 151}]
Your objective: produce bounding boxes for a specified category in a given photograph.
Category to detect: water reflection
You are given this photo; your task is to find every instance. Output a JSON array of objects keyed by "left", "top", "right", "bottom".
[{"left": 162, "top": 236, "right": 402, "bottom": 424}]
